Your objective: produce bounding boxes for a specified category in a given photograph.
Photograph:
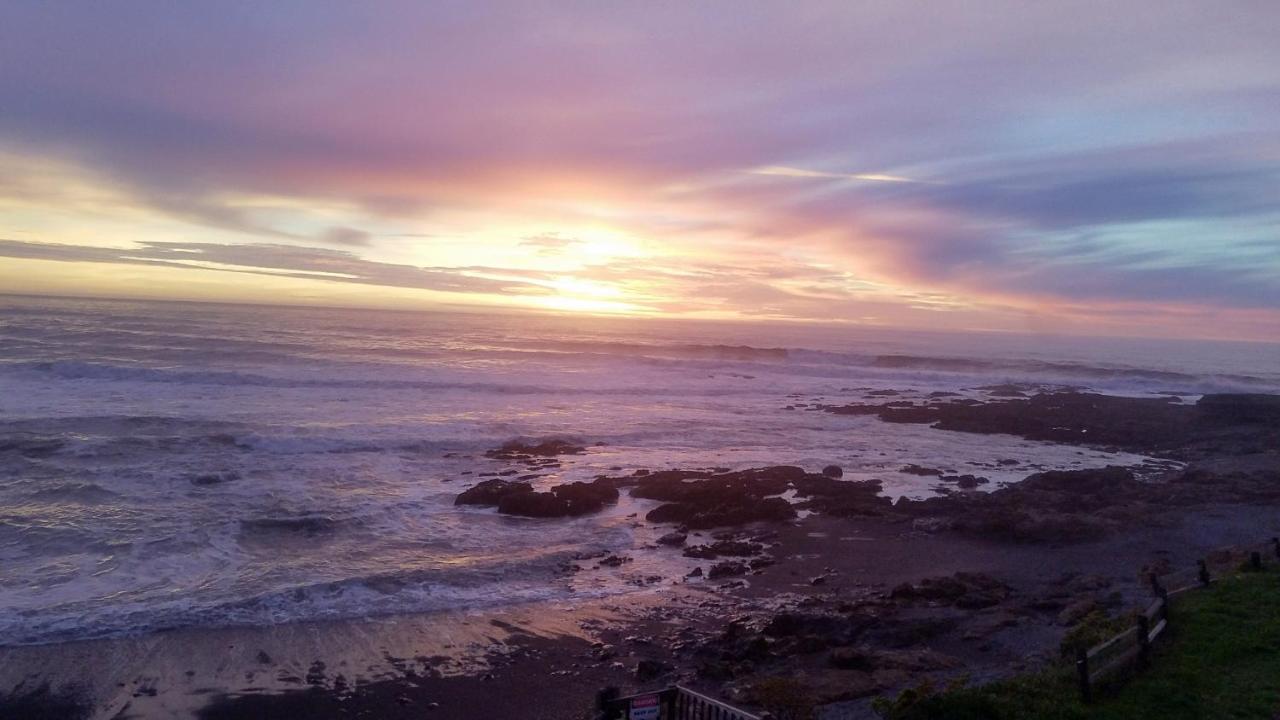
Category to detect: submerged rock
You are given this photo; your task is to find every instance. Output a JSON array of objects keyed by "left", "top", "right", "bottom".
[
  {"left": 900, "top": 464, "right": 943, "bottom": 476},
  {"left": 946, "top": 474, "right": 989, "bottom": 489},
  {"left": 484, "top": 439, "right": 586, "bottom": 460}
]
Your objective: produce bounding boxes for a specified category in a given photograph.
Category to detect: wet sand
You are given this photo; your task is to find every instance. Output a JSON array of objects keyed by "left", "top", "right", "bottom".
[{"left": 4, "top": 501, "right": 1278, "bottom": 720}]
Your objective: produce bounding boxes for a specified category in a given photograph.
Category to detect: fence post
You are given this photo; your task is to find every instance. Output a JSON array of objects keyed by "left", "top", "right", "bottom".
[
  {"left": 1197, "top": 559, "right": 1211, "bottom": 586},
  {"left": 1272, "top": 537, "right": 1279, "bottom": 560},
  {"left": 1149, "top": 573, "right": 1164, "bottom": 597},
  {"left": 1251, "top": 551, "right": 1262, "bottom": 571},
  {"left": 1137, "top": 614, "right": 1151, "bottom": 668},
  {"left": 1076, "top": 648, "right": 1092, "bottom": 703},
  {"left": 659, "top": 687, "right": 678, "bottom": 719},
  {"left": 596, "top": 687, "right": 622, "bottom": 720}
]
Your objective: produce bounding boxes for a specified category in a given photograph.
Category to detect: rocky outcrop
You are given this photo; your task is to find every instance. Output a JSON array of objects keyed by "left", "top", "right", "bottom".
[
  {"left": 792, "top": 476, "right": 894, "bottom": 518},
  {"left": 683, "top": 540, "right": 765, "bottom": 559},
  {"left": 824, "top": 391, "right": 1280, "bottom": 460},
  {"left": 656, "top": 531, "right": 688, "bottom": 546},
  {"left": 900, "top": 464, "right": 943, "bottom": 476},
  {"left": 454, "top": 478, "right": 533, "bottom": 506},
  {"left": 484, "top": 439, "right": 585, "bottom": 460},
  {"left": 497, "top": 480, "right": 619, "bottom": 517},
  {"left": 896, "top": 466, "right": 1143, "bottom": 543},
  {"left": 1198, "top": 393, "right": 1280, "bottom": 425},
  {"left": 455, "top": 477, "right": 618, "bottom": 517},
  {"left": 889, "top": 572, "right": 1011, "bottom": 609},
  {"left": 629, "top": 467, "right": 803, "bottom": 528},
  {"left": 708, "top": 561, "right": 749, "bottom": 579}
]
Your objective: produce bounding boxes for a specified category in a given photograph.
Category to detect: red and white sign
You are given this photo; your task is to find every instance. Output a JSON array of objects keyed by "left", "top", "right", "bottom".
[{"left": 629, "top": 693, "right": 661, "bottom": 720}]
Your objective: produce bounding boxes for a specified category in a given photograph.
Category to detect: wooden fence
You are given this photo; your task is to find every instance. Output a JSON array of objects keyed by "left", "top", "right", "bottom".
[
  {"left": 600, "top": 685, "right": 762, "bottom": 720},
  {"left": 1075, "top": 537, "right": 1278, "bottom": 701}
]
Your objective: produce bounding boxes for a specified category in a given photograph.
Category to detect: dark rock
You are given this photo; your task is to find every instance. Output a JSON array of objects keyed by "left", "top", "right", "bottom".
[
  {"left": 762, "top": 613, "right": 858, "bottom": 642},
  {"left": 191, "top": 472, "right": 240, "bottom": 486},
  {"left": 683, "top": 540, "right": 764, "bottom": 559},
  {"left": 822, "top": 465, "right": 844, "bottom": 478},
  {"left": 900, "top": 464, "right": 943, "bottom": 476},
  {"left": 455, "top": 479, "right": 534, "bottom": 506},
  {"left": 823, "top": 390, "right": 1280, "bottom": 459},
  {"left": 981, "top": 384, "right": 1030, "bottom": 397},
  {"left": 945, "top": 474, "right": 989, "bottom": 489},
  {"left": 895, "top": 466, "right": 1151, "bottom": 543},
  {"left": 828, "top": 646, "right": 876, "bottom": 671},
  {"left": 890, "top": 572, "right": 1010, "bottom": 608},
  {"left": 1199, "top": 394, "right": 1280, "bottom": 425},
  {"left": 863, "top": 617, "right": 957, "bottom": 648},
  {"left": 707, "top": 561, "right": 748, "bottom": 579},
  {"left": 646, "top": 497, "right": 796, "bottom": 529},
  {"left": 635, "top": 659, "right": 671, "bottom": 682},
  {"left": 657, "top": 531, "right": 688, "bottom": 546},
  {"left": 793, "top": 476, "right": 893, "bottom": 518},
  {"left": 485, "top": 439, "right": 586, "bottom": 459},
  {"left": 494, "top": 479, "right": 620, "bottom": 518}
]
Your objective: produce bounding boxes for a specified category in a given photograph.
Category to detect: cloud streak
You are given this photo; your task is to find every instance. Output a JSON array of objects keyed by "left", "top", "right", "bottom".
[
  {"left": 0, "top": 239, "right": 551, "bottom": 296},
  {"left": 0, "top": 2, "right": 1277, "bottom": 338}
]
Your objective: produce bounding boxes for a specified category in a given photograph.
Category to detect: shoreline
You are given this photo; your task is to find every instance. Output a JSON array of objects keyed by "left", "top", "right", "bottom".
[
  {"left": 4, "top": 390, "right": 1278, "bottom": 719},
  {"left": 6, "top": 504, "right": 1278, "bottom": 719}
]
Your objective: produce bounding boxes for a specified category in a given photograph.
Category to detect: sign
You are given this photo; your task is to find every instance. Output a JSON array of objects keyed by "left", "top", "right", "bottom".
[{"left": 629, "top": 693, "right": 661, "bottom": 720}]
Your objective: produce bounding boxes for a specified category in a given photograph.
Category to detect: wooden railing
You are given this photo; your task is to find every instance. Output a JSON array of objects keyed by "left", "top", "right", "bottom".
[
  {"left": 600, "top": 684, "right": 762, "bottom": 720},
  {"left": 1075, "top": 538, "right": 1277, "bottom": 701}
]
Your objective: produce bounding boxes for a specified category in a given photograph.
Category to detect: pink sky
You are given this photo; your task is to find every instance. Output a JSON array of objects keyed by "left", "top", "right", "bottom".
[{"left": 0, "top": 2, "right": 1278, "bottom": 341}]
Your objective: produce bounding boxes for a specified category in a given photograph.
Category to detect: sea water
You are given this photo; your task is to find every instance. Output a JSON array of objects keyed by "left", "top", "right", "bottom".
[{"left": 1, "top": 295, "right": 1276, "bottom": 646}]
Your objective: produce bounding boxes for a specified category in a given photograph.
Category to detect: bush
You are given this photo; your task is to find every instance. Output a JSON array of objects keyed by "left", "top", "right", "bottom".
[
  {"left": 748, "top": 677, "right": 815, "bottom": 720},
  {"left": 1059, "top": 609, "right": 1135, "bottom": 660}
]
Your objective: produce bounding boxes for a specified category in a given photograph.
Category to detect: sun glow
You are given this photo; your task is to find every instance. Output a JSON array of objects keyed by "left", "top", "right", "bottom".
[{"left": 529, "top": 294, "right": 648, "bottom": 315}]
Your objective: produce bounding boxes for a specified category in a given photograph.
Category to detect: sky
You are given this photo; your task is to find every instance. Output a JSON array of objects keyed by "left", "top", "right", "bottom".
[{"left": 0, "top": 2, "right": 1278, "bottom": 341}]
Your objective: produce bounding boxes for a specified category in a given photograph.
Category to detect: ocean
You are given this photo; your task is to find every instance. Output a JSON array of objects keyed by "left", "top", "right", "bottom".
[{"left": 1, "top": 295, "right": 1277, "bottom": 647}]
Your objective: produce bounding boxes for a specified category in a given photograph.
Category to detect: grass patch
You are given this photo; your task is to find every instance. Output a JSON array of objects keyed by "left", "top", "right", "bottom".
[{"left": 874, "top": 569, "right": 1280, "bottom": 719}]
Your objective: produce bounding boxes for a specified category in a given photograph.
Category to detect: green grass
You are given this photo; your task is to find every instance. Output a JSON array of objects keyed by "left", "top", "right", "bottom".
[{"left": 874, "top": 568, "right": 1280, "bottom": 720}]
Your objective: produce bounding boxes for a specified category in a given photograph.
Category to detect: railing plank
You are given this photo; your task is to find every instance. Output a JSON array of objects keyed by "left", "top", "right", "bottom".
[
  {"left": 1087, "top": 626, "right": 1138, "bottom": 660},
  {"left": 1144, "top": 598, "right": 1163, "bottom": 621},
  {"left": 1090, "top": 644, "right": 1141, "bottom": 683},
  {"left": 673, "top": 685, "right": 760, "bottom": 719},
  {"left": 1147, "top": 618, "right": 1167, "bottom": 643}
]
